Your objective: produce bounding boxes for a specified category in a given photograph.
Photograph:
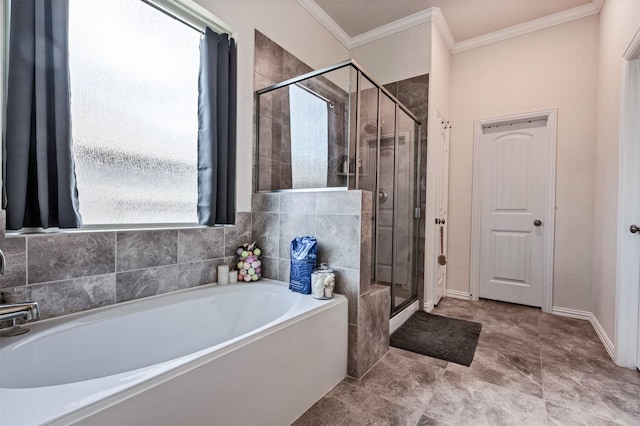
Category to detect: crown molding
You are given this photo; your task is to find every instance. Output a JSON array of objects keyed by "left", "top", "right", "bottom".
[
  {"left": 429, "top": 7, "right": 456, "bottom": 53},
  {"left": 348, "top": 8, "right": 436, "bottom": 49},
  {"left": 296, "top": 2, "right": 454, "bottom": 51},
  {"left": 295, "top": 0, "right": 353, "bottom": 48},
  {"left": 298, "top": 0, "right": 603, "bottom": 54},
  {"left": 453, "top": 1, "right": 603, "bottom": 53}
]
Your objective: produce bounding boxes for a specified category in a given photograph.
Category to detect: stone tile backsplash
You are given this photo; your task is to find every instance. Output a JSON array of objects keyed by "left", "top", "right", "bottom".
[
  {"left": 0, "top": 212, "right": 252, "bottom": 320},
  {"left": 28, "top": 233, "right": 116, "bottom": 283},
  {"left": 252, "top": 190, "right": 388, "bottom": 378},
  {"left": 116, "top": 264, "right": 182, "bottom": 303},
  {"left": 252, "top": 191, "right": 365, "bottom": 275},
  {"left": 30, "top": 274, "right": 117, "bottom": 319},
  {"left": 177, "top": 228, "right": 225, "bottom": 263},
  {"left": 116, "top": 230, "right": 177, "bottom": 272}
]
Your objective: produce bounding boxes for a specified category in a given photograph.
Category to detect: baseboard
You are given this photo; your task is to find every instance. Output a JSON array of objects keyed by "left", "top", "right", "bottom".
[
  {"left": 551, "top": 306, "right": 591, "bottom": 320},
  {"left": 445, "top": 289, "right": 472, "bottom": 300},
  {"left": 423, "top": 300, "right": 434, "bottom": 312},
  {"left": 551, "top": 306, "right": 615, "bottom": 362},
  {"left": 589, "top": 313, "right": 615, "bottom": 361}
]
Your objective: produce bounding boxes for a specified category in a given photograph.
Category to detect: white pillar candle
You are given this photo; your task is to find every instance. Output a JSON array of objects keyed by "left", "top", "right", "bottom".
[
  {"left": 229, "top": 270, "right": 238, "bottom": 283},
  {"left": 217, "top": 265, "right": 229, "bottom": 285}
]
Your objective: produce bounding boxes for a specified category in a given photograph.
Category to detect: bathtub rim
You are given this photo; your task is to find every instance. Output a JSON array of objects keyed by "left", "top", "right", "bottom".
[
  {"left": 0, "top": 280, "right": 347, "bottom": 426},
  {"left": 0, "top": 279, "right": 299, "bottom": 343},
  {"left": 56, "top": 291, "right": 346, "bottom": 426}
]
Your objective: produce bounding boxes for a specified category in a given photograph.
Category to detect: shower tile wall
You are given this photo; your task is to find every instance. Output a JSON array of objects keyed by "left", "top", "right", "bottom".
[
  {"left": 252, "top": 191, "right": 389, "bottom": 378},
  {"left": 254, "top": 31, "right": 350, "bottom": 191},
  {"left": 0, "top": 210, "right": 252, "bottom": 320}
]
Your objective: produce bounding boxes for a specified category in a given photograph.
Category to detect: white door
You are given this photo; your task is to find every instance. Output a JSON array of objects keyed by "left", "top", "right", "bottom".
[
  {"left": 478, "top": 119, "right": 551, "bottom": 307},
  {"left": 614, "top": 33, "right": 640, "bottom": 369},
  {"left": 631, "top": 63, "right": 640, "bottom": 370},
  {"left": 631, "top": 62, "right": 640, "bottom": 370},
  {"left": 434, "top": 112, "right": 450, "bottom": 305},
  {"left": 629, "top": 61, "right": 640, "bottom": 371}
]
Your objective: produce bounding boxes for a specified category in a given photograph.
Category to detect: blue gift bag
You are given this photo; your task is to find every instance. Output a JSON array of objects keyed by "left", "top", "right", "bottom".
[{"left": 289, "top": 236, "right": 317, "bottom": 294}]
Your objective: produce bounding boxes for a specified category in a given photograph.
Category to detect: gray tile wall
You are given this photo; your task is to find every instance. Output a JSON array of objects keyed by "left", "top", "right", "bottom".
[
  {"left": 252, "top": 190, "right": 389, "bottom": 378},
  {"left": 254, "top": 30, "right": 312, "bottom": 192},
  {"left": 0, "top": 211, "right": 251, "bottom": 320},
  {"left": 254, "top": 30, "right": 350, "bottom": 192}
]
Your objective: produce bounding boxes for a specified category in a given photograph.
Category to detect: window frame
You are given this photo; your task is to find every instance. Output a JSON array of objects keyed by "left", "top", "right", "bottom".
[{"left": 0, "top": 0, "right": 236, "bottom": 235}]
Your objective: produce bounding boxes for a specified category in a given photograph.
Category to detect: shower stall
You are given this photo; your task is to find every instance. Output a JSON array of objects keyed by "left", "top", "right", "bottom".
[{"left": 255, "top": 59, "right": 422, "bottom": 316}]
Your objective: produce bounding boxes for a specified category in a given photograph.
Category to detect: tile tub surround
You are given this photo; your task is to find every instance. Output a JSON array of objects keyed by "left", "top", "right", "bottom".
[
  {"left": 252, "top": 190, "right": 389, "bottom": 378},
  {"left": 0, "top": 211, "right": 251, "bottom": 320},
  {"left": 295, "top": 298, "right": 640, "bottom": 425}
]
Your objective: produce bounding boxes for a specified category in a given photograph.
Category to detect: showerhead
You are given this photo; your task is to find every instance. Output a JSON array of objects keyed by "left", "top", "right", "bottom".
[{"left": 364, "top": 124, "right": 377, "bottom": 134}]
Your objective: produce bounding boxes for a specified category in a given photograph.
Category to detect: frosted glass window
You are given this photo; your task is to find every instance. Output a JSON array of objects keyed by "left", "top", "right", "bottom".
[
  {"left": 68, "top": 0, "right": 200, "bottom": 225},
  {"left": 289, "top": 85, "right": 328, "bottom": 188}
]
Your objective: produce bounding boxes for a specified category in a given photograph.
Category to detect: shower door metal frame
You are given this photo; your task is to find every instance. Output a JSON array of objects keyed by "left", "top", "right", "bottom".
[
  {"left": 368, "top": 98, "right": 421, "bottom": 316},
  {"left": 255, "top": 59, "right": 421, "bottom": 193}
]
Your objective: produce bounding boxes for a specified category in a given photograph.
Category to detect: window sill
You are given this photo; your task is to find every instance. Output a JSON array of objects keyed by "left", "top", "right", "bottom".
[{"left": 4, "top": 223, "right": 232, "bottom": 237}]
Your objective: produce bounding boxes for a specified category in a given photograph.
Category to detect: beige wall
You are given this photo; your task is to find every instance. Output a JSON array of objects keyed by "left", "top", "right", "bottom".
[
  {"left": 592, "top": 0, "right": 640, "bottom": 340},
  {"left": 448, "top": 16, "right": 599, "bottom": 312},
  {"left": 424, "top": 23, "right": 452, "bottom": 307},
  {"left": 349, "top": 23, "right": 431, "bottom": 85},
  {"left": 195, "top": 0, "right": 349, "bottom": 212}
]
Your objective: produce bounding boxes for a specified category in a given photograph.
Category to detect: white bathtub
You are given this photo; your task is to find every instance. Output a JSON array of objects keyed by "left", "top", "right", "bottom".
[{"left": 0, "top": 280, "right": 348, "bottom": 425}]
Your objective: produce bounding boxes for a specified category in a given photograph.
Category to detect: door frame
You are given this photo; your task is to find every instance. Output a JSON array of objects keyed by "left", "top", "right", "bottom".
[
  {"left": 432, "top": 110, "right": 449, "bottom": 306},
  {"left": 614, "top": 27, "right": 640, "bottom": 368},
  {"left": 470, "top": 109, "right": 558, "bottom": 313}
]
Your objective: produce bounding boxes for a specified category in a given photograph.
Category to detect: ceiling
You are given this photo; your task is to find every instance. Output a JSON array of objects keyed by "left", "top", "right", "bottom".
[{"left": 298, "top": 0, "right": 603, "bottom": 51}]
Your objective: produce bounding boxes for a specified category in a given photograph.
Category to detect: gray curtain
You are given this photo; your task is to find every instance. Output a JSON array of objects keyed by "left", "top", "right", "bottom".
[
  {"left": 3, "top": 0, "right": 82, "bottom": 230},
  {"left": 197, "top": 28, "right": 237, "bottom": 226}
]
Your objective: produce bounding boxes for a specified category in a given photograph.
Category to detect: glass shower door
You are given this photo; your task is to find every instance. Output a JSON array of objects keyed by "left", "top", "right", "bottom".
[
  {"left": 353, "top": 71, "right": 420, "bottom": 317},
  {"left": 374, "top": 93, "right": 396, "bottom": 288},
  {"left": 392, "top": 108, "right": 419, "bottom": 311}
]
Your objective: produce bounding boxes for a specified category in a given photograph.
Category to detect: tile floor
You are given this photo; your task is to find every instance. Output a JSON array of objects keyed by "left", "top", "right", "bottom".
[{"left": 293, "top": 297, "right": 640, "bottom": 425}]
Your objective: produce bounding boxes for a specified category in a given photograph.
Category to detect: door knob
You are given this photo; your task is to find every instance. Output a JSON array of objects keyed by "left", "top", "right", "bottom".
[
  {"left": 631, "top": 224, "right": 639, "bottom": 234},
  {"left": 533, "top": 220, "right": 542, "bottom": 226}
]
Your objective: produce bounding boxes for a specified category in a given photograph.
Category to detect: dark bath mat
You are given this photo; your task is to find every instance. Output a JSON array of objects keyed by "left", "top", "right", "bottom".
[{"left": 390, "top": 311, "right": 482, "bottom": 366}]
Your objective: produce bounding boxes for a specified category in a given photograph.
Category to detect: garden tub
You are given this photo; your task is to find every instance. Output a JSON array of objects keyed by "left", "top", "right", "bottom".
[{"left": 0, "top": 280, "right": 347, "bottom": 425}]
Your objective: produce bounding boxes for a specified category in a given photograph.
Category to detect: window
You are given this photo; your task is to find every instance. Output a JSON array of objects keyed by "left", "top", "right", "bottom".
[{"left": 68, "top": 0, "right": 201, "bottom": 225}]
